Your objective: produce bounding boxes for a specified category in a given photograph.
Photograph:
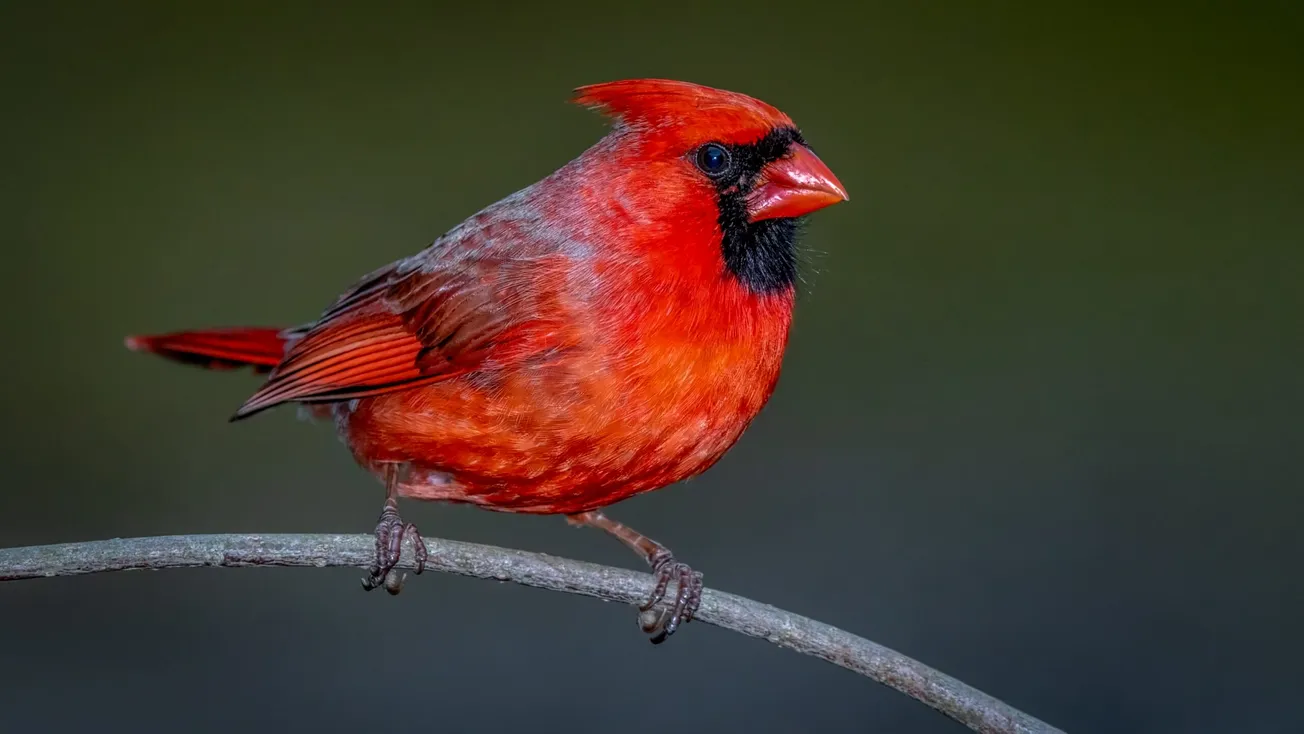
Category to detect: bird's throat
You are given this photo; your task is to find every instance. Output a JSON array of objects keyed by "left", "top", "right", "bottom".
[{"left": 718, "top": 205, "right": 799, "bottom": 294}]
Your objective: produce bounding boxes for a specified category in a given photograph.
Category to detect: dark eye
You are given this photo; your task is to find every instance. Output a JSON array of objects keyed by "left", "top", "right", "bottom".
[{"left": 695, "top": 143, "right": 731, "bottom": 177}]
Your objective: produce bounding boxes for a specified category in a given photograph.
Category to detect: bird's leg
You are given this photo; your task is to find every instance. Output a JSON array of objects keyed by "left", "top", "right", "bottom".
[
  {"left": 360, "top": 462, "right": 428, "bottom": 595},
  {"left": 566, "top": 510, "right": 703, "bottom": 644}
]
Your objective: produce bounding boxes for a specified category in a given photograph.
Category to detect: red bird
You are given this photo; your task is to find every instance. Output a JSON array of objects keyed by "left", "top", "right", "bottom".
[{"left": 126, "top": 79, "right": 847, "bottom": 642}]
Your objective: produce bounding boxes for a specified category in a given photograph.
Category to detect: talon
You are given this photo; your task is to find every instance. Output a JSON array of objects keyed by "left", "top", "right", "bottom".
[
  {"left": 639, "top": 566, "right": 672, "bottom": 612},
  {"left": 640, "top": 557, "right": 703, "bottom": 644},
  {"left": 406, "top": 523, "right": 428, "bottom": 575},
  {"left": 362, "top": 498, "right": 425, "bottom": 594},
  {"left": 565, "top": 511, "right": 703, "bottom": 644}
]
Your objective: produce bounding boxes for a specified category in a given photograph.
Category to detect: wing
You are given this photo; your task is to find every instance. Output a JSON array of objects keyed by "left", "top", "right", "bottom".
[{"left": 232, "top": 240, "right": 569, "bottom": 419}]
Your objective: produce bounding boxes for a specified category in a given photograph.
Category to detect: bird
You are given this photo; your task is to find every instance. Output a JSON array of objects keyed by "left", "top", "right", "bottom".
[{"left": 125, "top": 78, "right": 848, "bottom": 643}]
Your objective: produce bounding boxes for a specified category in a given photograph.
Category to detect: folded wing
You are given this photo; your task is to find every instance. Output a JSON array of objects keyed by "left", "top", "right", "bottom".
[{"left": 233, "top": 248, "right": 564, "bottom": 419}]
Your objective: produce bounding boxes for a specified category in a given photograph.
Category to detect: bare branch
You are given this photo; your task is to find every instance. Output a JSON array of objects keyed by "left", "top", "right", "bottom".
[{"left": 0, "top": 534, "right": 1061, "bottom": 734}]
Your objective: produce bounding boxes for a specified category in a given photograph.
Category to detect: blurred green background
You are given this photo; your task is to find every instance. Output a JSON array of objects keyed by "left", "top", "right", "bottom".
[{"left": 2, "top": 2, "right": 1300, "bottom": 732}]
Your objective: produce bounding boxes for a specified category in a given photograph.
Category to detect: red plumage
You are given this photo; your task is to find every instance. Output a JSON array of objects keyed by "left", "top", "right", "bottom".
[
  {"left": 126, "top": 79, "right": 847, "bottom": 641},
  {"left": 125, "top": 327, "right": 288, "bottom": 372}
]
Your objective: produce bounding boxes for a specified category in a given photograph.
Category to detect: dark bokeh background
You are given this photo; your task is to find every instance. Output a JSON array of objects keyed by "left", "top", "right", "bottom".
[{"left": 2, "top": 3, "right": 1301, "bottom": 732}]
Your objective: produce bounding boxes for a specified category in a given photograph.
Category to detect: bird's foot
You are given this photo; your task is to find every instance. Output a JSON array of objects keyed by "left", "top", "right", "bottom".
[
  {"left": 638, "top": 551, "right": 703, "bottom": 644},
  {"left": 360, "top": 498, "right": 428, "bottom": 595},
  {"left": 565, "top": 510, "right": 704, "bottom": 644}
]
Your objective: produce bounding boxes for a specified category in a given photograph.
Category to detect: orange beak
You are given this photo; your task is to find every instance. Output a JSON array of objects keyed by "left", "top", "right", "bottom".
[{"left": 746, "top": 144, "right": 849, "bottom": 221}]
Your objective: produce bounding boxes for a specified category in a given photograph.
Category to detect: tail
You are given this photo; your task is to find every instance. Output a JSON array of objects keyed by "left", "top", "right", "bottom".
[{"left": 124, "top": 326, "right": 290, "bottom": 373}]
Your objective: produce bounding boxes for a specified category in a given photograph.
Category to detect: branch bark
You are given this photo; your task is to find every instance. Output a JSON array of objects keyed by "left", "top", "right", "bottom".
[{"left": 0, "top": 534, "right": 1061, "bottom": 734}]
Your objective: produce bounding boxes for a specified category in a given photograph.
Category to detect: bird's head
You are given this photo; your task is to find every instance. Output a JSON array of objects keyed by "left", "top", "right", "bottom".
[{"left": 572, "top": 78, "right": 848, "bottom": 295}]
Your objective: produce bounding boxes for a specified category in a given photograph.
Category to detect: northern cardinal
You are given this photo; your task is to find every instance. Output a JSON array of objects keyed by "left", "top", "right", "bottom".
[{"left": 126, "top": 79, "right": 847, "bottom": 642}]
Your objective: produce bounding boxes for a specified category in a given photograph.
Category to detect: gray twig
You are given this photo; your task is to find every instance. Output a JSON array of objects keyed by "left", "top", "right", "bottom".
[{"left": 0, "top": 534, "right": 1062, "bottom": 734}]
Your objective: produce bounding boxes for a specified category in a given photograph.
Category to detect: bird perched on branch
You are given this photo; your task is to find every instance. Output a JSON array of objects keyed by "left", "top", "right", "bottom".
[{"left": 125, "top": 78, "right": 848, "bottom": 643}]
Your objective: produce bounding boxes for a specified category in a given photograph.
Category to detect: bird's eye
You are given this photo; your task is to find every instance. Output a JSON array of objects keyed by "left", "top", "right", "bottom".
[{"left": 695, "top": 143, "right": 731, "bottom": 177}]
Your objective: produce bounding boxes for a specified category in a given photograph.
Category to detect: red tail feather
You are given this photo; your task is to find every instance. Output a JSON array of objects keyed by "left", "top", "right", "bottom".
[{"left": 124, "top": 327, "right": 289, "bottom": 373}]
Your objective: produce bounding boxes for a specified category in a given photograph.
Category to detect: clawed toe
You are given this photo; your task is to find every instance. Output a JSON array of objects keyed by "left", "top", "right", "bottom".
[
  {"left": 361, "top": 499, "right": 427, "bottom": 594},
  {"left": 639, "top": 556, "right": 703, "bottom": 644},
  {"left": 564, "top": 511, "right": 704, "bottom": 644}
]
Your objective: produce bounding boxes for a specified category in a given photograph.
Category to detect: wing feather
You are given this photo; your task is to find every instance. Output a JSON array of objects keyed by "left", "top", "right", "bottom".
[{"left": 232, "top": 240, "right": 566, "bottom": 419}]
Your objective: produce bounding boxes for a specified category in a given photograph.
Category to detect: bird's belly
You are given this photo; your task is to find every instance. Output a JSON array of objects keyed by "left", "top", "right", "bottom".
[{"left": 333, "top": 362, "right": 773, "bottom": 514}]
